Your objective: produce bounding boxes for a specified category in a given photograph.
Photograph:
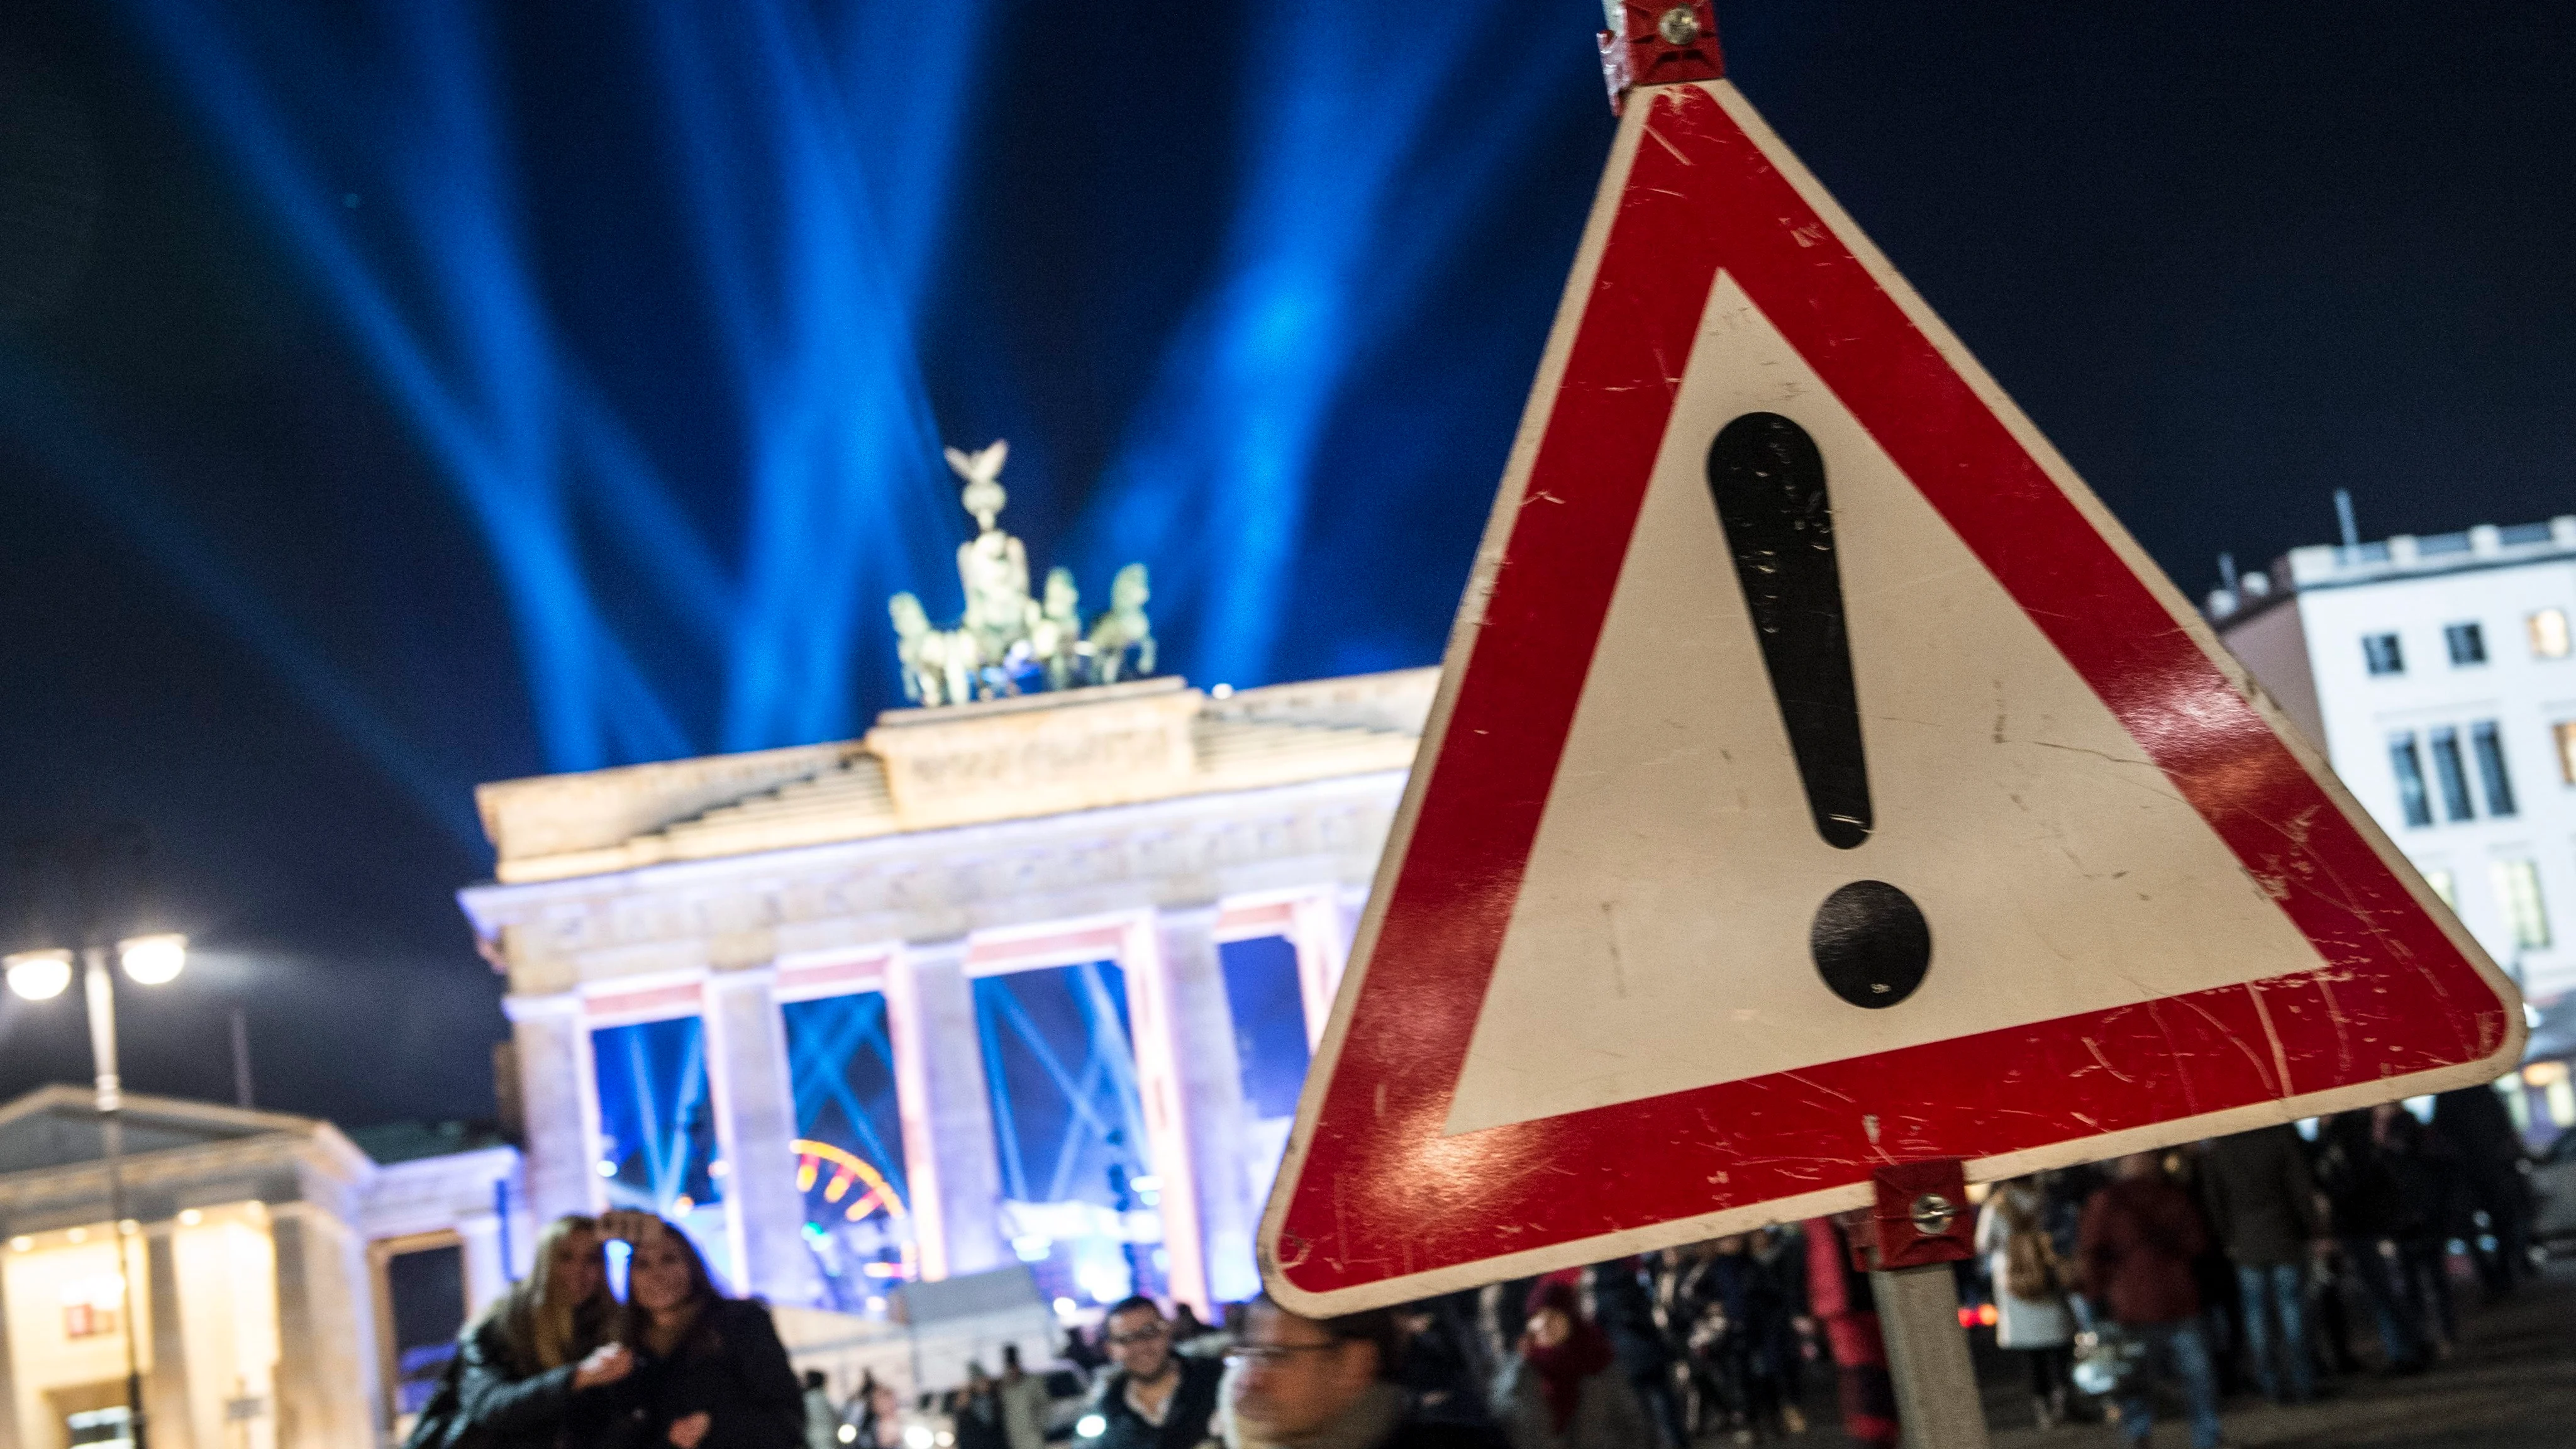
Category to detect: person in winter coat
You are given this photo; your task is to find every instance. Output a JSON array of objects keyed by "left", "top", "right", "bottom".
[
  {"left": 2375, "top": 1106, "right": 2460, "bottom": 1357},
  {"left": 1975, "top": 1177, "right": 2075, "bottom": 1428},
  {"left": 2079, "top": 1155, "right": 2224, "bottom": 1449},
  {"left": 1746, "top": 1228, "right": 1811, "bottom": 1433},
  {"left": 2432, "top": 1083, "right": 2535, "bottom": 1295},
  {"left": 802, "top": 1372, "right": 844, "bottom": 1449},
  {"left": 621, "top": 1219, "right": 808, "bottom": 1449},
  {"left": 1489, "top": 1281, "right": 1649, "bottom": 1449},
  {"left": 948, "top": 1365, "right": 1009, "bottom": 1449},
  {"left": 1677, "top": 1236, "right": 1799, "bottom": 1441},
  {"left": 856, "top": 1382, "right": 904, "bottom": 1449},
  {"left": 444, "top": 1214, "right": 635, "bottom": 1449},
  {"left": 1803, "top": 1215, "right": 1896, "bottom": 1449},
  {"left": 1222, "top": 1296, "right": 1501, "bottom": 1449},
  {"left": 1584, "top": 1260, "right": 1684, "bottom": 1448},
  {"left": 996, "top": 1345, "right": 1053, "bottom": 1449},
  {"left": 1389, "top": 1300, "right": 1491, "bottom": 1426},
  {"left": 2199, "top": 1123, "right": 2326, "bottom": 1403},
  {"left": 2316, "top": 1111, "right": 2426, "bottom": 1372}
]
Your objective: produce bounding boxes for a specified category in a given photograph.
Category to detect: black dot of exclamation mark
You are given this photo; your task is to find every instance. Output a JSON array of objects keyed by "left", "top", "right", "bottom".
[{"left": 1706, "top": 412, "right": 1932, "bottom": 1010}]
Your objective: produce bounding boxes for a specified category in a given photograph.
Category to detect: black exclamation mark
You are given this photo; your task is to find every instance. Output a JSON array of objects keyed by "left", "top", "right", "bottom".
[{"left": 1706, "top": 412, "right": 1931, "bottom": 1009}]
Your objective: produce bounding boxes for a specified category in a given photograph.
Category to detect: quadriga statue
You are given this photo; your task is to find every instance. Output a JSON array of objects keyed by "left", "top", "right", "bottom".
[{"left": 886, "top": 439, "right": 1157, "bottom": 702}]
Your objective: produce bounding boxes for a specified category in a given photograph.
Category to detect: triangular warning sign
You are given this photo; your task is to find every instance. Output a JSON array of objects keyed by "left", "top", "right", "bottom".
[{"left": 1262, "top": 75, "right": 2523, "bottom": 1313}]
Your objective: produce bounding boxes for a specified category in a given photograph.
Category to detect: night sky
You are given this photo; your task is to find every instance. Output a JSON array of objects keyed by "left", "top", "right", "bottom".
[{"left": 6, "top": 2, "right": 2576, "bottom": 1129}]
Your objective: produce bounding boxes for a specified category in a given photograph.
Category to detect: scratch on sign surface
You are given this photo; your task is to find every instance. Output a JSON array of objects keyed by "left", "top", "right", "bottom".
[
  {"left": 2080, "top": 1036, "right": 2135, "bottom": 1085},
  {"left": 2245, "top": 982, "right": 2295, "bottom": 1098},
  {"left": 1641, "top": 118, "right": 1693, "bottom": 167}
]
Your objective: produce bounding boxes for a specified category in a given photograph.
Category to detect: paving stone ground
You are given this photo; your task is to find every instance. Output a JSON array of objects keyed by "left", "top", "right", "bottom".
[{"left": 1721, "top": 1258, "right": 2576, "bottom": 1448}]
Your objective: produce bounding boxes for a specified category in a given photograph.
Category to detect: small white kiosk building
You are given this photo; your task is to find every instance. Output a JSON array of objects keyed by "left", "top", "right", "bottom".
[{"left": 0, "top": 1088, "right": 524, "bottom": 1449}]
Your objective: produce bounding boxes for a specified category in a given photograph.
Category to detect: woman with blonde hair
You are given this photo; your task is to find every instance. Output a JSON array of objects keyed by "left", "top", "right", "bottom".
[
  {"left": 446, "top": 1214, "right": 636, "bottom": 1448},
  {"left": 1976, "top": 1175, "right": 2075, "bottom": 1428},
  {"left": 621, "top": 1218, "right": 805, "bottom": 1448}
]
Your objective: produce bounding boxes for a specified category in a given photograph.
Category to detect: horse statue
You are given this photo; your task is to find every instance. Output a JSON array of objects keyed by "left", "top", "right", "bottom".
[
  {"left": 889, "top": 592, "right": 981, "bottom": 706},
  {"left": 1086, "top": 564, "right": 1155, "bottom": 684}
]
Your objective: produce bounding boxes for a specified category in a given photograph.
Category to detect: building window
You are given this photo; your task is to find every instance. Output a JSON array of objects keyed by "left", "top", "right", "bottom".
[
  {"left": 782, "top": 992, "right": 915, "bottom": 1305},
  {"left": 1214, "top": 935, "right": 1314, "bottom": 1302},
  {"left": 2533, "top": 609, "right": 2572, "bottom": 659},
  {"left": 2363, "top": 633, "right": 2404, "bottom": 675},
  {"left": 60, "top": 1276, "right": 122, "bottom": 1338},
  {"left": 2445, "top": 622, "right": 2487, "bottom": 665},
  {"left": 2422, "top": 868, "right": 2457, "bottom": 910},
  {"left": 970, "top": 960, "right": 1160, "bottom": 1307},
  {"left": 590, "top": 1016, "right": 728, "bottom": 1279},
  {"left": 380, "top": 1240, "right": 467, "bottom": 1419},
  {"left": 2473, "top": 721, "right": 2518, "bottom": 818},
  {"left": 2429, "top": 727, "right": 2476, "bottom": 821},
  {"left": 2494, "top": 860, "right": 2551, "bottom": 950},
  {"left": 2390, "top": 733, "right": 2433, "bottom": 828},
  {"left": 2557, "top": 722, "right": 2576, "bottom": 786}
]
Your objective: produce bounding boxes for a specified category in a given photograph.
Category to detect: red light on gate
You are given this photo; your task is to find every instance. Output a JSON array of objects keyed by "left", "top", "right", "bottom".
[{"left": 1956, "top": 1307, "right": 1977, "bottom": 1328}]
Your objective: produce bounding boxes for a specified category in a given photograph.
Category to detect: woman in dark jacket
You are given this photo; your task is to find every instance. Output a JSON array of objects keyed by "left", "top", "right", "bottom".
[
  {"left": 1489, "top": 1280, "right": 1650, "bottom": 1449},
  {"left": 448, "top": 1214, "right": 635, "bottom": 1449},
  {"left": 621, "top": 1218, "right": 806, "bottom": 1448}
]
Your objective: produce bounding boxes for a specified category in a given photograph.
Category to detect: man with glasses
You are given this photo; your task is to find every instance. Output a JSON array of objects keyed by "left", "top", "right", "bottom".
[
  {"left": 1089, "top": 1296, "right": 1224, "bottom": 1448},
  {"left": 1221, "top": 1297, "right": 1502, "bottom": 1448}
]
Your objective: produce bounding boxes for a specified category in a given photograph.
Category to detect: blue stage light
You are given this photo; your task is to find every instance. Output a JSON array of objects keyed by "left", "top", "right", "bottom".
[
  {"left": 1069, "top": 0, "right": 1579, "bottom": 690},
  {"left": 69, "top": 0, "right": 1587, "bottom": 788},
  {"left": 110, "top": 0, "right": 980, "bottom": 770}
]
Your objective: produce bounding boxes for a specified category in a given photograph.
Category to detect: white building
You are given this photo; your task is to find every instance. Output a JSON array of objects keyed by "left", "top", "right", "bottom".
[
  {"left": 2213, "top": 516, "right": 2576, "bottom": 1130},
  {"left": 0, "top": 1088, "right": 526, "bottom": 1449},
  {"left": 456, "top": 672, "right": 1427, "bottom": 1321}
]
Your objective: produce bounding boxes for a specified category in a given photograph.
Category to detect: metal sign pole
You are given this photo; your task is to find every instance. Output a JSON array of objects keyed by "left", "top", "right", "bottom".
[
  {"left": 1862, "top": 1160, "right": 1990, "bottom": 1449},
  {"left": 1872, "top": 1263, "right": 1991, "bottom": 1449}
]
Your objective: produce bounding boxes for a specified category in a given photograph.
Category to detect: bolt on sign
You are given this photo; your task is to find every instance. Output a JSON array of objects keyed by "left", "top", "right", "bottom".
[{"left": 1259, "top": 2, "right": 2524, "bottom": 1314}]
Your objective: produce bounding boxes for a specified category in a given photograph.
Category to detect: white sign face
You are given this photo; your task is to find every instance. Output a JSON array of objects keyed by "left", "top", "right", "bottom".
[{"left": 1443, "top": 270, "right": 2326, "bottom": 1135}]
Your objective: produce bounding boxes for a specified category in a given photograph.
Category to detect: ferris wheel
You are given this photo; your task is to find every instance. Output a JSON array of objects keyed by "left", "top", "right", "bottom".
[{"left": 792, "top": 1138, "right": 909, "bottom": 1225}]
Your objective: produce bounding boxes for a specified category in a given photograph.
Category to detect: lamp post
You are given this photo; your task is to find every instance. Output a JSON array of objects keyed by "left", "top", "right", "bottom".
[{"left": 6, "top": 831, "right": 187, "bottom": 1449}]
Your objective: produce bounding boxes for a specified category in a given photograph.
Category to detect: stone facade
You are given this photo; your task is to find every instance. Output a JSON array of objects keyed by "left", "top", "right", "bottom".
[
  {"left": 457, "top": 670, "right": 1431, "bottom": 1311},
  {"left": 0, "top": 1089, "right": 526, "bottom": 1449}
]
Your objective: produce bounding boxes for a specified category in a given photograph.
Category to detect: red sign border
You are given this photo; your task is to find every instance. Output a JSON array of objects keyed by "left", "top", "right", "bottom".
[{"left": 1261, "top": 80, "right": 2522, "bottom": 1313}]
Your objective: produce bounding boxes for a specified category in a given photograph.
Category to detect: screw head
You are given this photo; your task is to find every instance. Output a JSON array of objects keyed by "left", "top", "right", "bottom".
[
  {"left": 1657, "top": 6, "right": 1701, "bottom": 47},
  {"left": 1909, "top": 1191, "right": 1957, "bottom": 1238}
]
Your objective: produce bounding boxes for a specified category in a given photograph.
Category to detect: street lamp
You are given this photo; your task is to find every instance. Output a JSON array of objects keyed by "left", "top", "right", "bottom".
[
  {"left": 8, "top": 925, "right": 186, "bottom": 1449},
  {"left": 118, "top": 935, "right": 187, "bottom": 987},
  {"left": 9, "top": 932, "right": 190, "bottom": 1100},
  {"left": 4, "top": 947, "right": 72, "bottom": 1001}
]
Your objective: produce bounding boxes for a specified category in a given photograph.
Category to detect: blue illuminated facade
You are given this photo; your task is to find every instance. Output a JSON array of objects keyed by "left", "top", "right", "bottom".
[
  {"left": 781, "top": 992, "right": 914, "bottom": 1311},
  {"left": 972, "top": 961, "right": 1160, "bottom": 1307},
  {"left": 460, "top": 670, "right": 1424, "bottom": 1314},
  {"left": 589, "top": 1016, "right": 730, "bottom": 1279},
  {"left": 550, "top": 930, "right": 1318, "bottom": 1313}
]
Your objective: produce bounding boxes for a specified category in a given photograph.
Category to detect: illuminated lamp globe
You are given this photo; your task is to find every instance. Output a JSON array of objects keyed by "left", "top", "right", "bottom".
[
  {"left": 4, "top": 950, "right": 73, "bottom": 1001},
  {"left": 119, "top": 934, "right": 187, "bottom": 985}
]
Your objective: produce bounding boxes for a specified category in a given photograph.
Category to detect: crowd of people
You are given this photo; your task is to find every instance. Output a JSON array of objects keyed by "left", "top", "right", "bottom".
[
  {"left": 403, "top": 1084, "right": 2538, "bottom": 1449},
  {"left": 1975, "top": 1086, "right": 2538, "bottom": 1449},
  {"left": 1048, "top": 1230, "right": 1857, "bottom": 1449}
]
